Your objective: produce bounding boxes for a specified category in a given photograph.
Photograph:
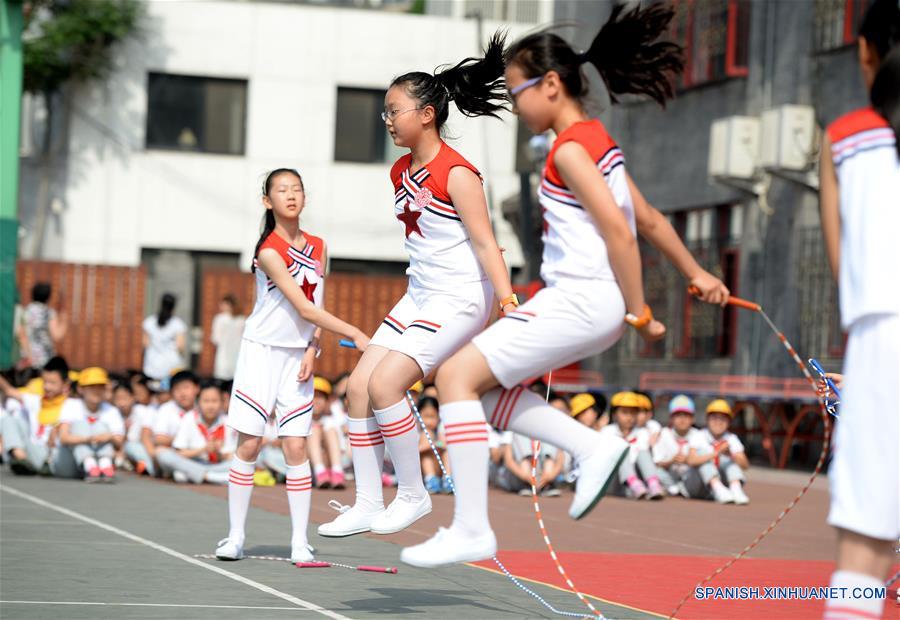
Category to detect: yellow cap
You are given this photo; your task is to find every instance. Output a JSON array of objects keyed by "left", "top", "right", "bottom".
[
  {"left": 636, "top": 393, "right": 653, "bottom": 411},
  {"left": 78, "top": 367, "right": 109, "bottom": 387},
  {"left": 409, "top": 380, "right": 425, "bottom": 393},
  {"left": 313, "top": 376, "right": 332, "bottom": 395},
  {"left": 610, "top": 391, "right": 642, "bottom": 409},
  {"left": 706, "top": 399, "right": 733, "bottom": 417},
  {"left": 569, "top": 393, "right": 596, "bottom": 417}
]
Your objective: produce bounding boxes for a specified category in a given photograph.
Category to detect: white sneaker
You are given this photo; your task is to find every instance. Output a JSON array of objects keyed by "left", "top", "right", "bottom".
[
  {"left": 291, "top": 542, "right": 314, "bottom": 563},
  {"left": 205, "top": 470, "right": 230, "bottom": 485},
  {"left": 730, "top": 484, "right": 750, "bottom": 505},
  {"left": 317, "top": 500, "right": 384, "bottom": 537},
  {"left": 667, "top": 484, "right": 681, "bottom": 496},
  {"left": 569, "top": 435, "right": 629, "bottom": 519},
  {"left": 400, "top": 527, "right": 496, "bottom": 568},
  {"left": 371, "top": 492, "right": 432, "bottom": 535},
  {"left": 215, "top": 537, "right": 243, "bottom": 560},
  {"left": 173, "top": 471, "right": 188, "bottom": 484},
  {"left": 712, "top": 484, "right": 734, "bottom": 504}
]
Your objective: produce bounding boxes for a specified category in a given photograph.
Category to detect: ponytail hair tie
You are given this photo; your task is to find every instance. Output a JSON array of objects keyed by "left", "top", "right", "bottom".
[{"left": 576, "top": 51, "right": 591, "bottom": 65}]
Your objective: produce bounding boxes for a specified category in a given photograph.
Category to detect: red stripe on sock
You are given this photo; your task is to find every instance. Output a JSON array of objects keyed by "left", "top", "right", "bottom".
[
  {"left": 490, "top": 389, "right": 511, "bottom": 427},
  {"left": 229, "top": 470, "right": 255, "bottom": 479},
  {"left": 347, "top": 431, "right": 382, "bottom": 439},
  {"left": 444, "top": 421, "right": 487, "bottom": 430},
  {"left": 446, "top": 436, "right": 488, "bottom": 445},
  {"left": 378, "top": 413, "right": 414, "bottom": 431},
  {"left": 350, "top": 439, "right": 385, "bottom": 447},
  {"left": 380, "top": 418, "right": 417, "bottom": 438},
  {"left": 229, "top": 478, "right": 254, "bottom": 486},
  {"left": 498, "top": 386, "right": 524, "bottom": 431}
]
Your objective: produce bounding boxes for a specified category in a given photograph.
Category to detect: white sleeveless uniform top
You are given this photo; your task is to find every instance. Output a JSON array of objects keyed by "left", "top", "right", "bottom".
[
  {"left": 539, "top": 119, "right": 636, "bottom": 287},
  {"left": 827, "top": 108, "right": 900, "bottom": 328},
  {"left": 390, "top": 142, "right": 487, "bottom": 289},
  {"left": 242, "top": 231, "right": 325, "bottom": 348}
]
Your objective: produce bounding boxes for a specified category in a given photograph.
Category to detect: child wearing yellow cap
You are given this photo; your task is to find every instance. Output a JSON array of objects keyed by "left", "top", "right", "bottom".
[
  {"left": 56, "top": 367, "right": 126, "bottom": 482},
  {"left": 694, "top": 399, "right": 750, "bottom": 505},
  {"left": 634, "top": 390, "right": 662, "bottom": 447},
  {"left": 569, "top": 393, "right": 609, "bottom": 431},
  {"left": 598, "top": 392, "right": 665, "bottom": 500},
  {"left": 308, "top": 377, "right": 346, "bottom": 490}
]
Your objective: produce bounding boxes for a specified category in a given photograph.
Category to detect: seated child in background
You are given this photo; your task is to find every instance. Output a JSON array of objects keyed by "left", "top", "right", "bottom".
[
  {"left": 155, "top": 380, "right": 234, "bottom": 485},
  {"left": 309, "top": 377, "right": 345, "bottom": 489},
  {"left": 694, "top": 399, "right": 750, "bottom": 505},
  {"left": 634, "top": 390, "right": 661, "bottom": 447},
  {"left": 56, "top": 367, "right": 125, "bottom": 482},
  {"left": 417, "top": 396, "right": 451, "bottom": 494},
  {"left": 599, "top": 391, "right": 665, "bottom": 500}
]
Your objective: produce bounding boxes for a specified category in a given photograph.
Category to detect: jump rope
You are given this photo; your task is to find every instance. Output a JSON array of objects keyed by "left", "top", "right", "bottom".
[{"left": 333, "top": 286, "right": 896, "bottom": 620}]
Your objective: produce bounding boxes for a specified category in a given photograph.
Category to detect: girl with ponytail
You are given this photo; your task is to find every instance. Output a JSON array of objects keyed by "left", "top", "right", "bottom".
[
  {"left": 818, "top": 2, "right": 899, "bottom": 617},
  {"left": 402, "top": 3, "right": 730, "bottom": 568},
  {"left": 215, "top": 168, "right": 369, "bottom": 565},
  {"left": 317, "top": 34, "right": 517, "bottom": 542}
]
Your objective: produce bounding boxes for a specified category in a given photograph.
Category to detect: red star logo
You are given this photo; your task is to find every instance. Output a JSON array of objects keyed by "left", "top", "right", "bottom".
[
  {"left": 300, "top": 275, "right": 317, "bottom": 302},
  {"left": 397, "top": 202, "right": 424, "bottom": 239}
]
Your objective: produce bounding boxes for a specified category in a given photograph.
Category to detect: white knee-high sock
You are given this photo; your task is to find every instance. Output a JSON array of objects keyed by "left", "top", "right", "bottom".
[
  {"left": 441, "top": 401, "right": 491, "bottom": 537},
  {"left": 483, "top": 386, "right": 600, "bottom": 463},
  {"left": 285, "top": 460, "right": 312, "bottom": 549},
  {"left": 373, "top": 398, "right": 425, "bottom": 498},
  {"left": 347, "top": 416, "right": 385, "bottom": 512},
  {"left": 227, "top": 456, "right": 256, "bottom": 544},
  {"left": 823, "top": 570, "right": 886, "bottom": 619}
]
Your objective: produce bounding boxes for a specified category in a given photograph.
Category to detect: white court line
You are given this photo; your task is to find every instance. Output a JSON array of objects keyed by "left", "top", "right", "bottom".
[
  {"left": 1, "top": 601, "right": 303, "bottom": 611},
  {"left": 0, "top": 484, "right": 351, "bottom": 620}
]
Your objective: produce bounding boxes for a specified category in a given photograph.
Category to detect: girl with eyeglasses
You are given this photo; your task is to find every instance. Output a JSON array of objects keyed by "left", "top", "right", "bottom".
[
  {"left": 402, "top": 4, "right": 730, "bottom": 567},
  {"left": 318, "top": 34, "right": 516, "bottom": 540}
]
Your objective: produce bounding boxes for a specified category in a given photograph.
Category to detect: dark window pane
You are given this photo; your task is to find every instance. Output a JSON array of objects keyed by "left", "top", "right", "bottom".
[
  {"left": 335, "top": 87, "right": 387, "bottom": 163},
  {"left": 146, "top": 73, "right": 246, "bottom": 155}
]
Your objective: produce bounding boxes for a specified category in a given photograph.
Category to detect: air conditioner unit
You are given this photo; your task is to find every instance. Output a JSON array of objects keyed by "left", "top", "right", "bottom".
[
  {"left": 758, "top": 105, "right": 816, "bottom": 171},
  {"left": 708, "top": 116, "right": 759, "bottom": 180}
]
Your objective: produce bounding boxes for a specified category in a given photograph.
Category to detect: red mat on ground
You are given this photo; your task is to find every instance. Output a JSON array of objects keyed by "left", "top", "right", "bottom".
[{"left": 474, "top": 551, "right": 899, "bottom": 619}]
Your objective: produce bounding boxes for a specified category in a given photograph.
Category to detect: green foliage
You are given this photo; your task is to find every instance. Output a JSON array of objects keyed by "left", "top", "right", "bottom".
[
  {"left": 408, "top": 0, "right": 426, "bottom": 15},
  {"left": 23, "top": 0, "right": 142, "bottom": 94}
]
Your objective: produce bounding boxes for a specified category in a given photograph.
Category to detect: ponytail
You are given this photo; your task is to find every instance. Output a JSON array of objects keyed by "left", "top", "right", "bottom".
[
  {"left": 252, "top": 168, "right": 302, "bottom": 272},
  {"left": 505, "top": 4, "right": 683, "bottom": 108},
  {"left": 157, "top": 293, "right": 175, "bottom": 328},
  {"left": 391, "top": 30, "right": 508, "bottom": 133},
  {"left": 860, "top": 0, "right": 900, "bottom": 157}
]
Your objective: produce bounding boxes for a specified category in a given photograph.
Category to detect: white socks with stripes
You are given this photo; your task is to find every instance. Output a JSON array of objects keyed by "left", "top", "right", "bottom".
[
  {"left": 823, "top": 570, "right": 886, "bottom": 619},
  {"left": 286, "top": 461, "right": 312, "bottom": 549},
  {"left": 484, "top": 386, "right": 599, "bottom": 463},
  {"left": 441, "top": 401, "right": 492, "bottom": 537},
  {"left": 227, "top": 456, "right": 256, "bottom": 544},
  {"left": 347, "top": 417, "right": 385, "bottom": 512},
  {"left": 373, "top": 398, "right": 426, "bottom": 499}
]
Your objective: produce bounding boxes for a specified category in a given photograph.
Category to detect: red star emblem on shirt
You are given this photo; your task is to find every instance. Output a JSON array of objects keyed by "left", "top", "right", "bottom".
[
  {"left": 300, "top": 275, "right": 317, "bottom": 302},
  {"left": 397, "top": 202, "right": 424, "bottom": 239}
]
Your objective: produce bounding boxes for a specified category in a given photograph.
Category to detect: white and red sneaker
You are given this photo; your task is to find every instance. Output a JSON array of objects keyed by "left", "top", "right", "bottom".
[{"left": 101, "top": 466, "right": 116, "bottom": 482}]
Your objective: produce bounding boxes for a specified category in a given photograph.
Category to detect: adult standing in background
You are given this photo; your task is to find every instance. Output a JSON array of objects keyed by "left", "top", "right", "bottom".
[
  {"left": 19, "top": 282, "right": 68, "bottom": 369},
  {"left": 142, "top": 293, "right": 187, "bottom": 381},
  {"left": 210, "top": 294, "right": 245, "bottom": 381}
]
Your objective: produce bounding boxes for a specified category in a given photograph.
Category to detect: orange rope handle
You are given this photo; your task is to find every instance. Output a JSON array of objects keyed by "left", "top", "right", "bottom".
[{"left": 688, "top": 285, "right": 761, "bottom": 312}]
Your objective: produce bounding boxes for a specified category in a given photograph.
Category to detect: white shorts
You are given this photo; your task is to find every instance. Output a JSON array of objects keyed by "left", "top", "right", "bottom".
[
  {"left": 828, "top": 313, "right": 899, "bottom": 541},
  {"left": 369, "top": 279, "right": 493, "bottom": 375},
  {"left": 228, "top": 339, "right": 314, "bottom": 438},
  {"left": 473, "top": 279, "right": 626, "bottom": 388}
]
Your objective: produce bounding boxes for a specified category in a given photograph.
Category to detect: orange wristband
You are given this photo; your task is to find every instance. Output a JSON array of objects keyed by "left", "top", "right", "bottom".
[
  {"left": 624, "top": 304, "right": 653, "bottom": 329},
  {"left": 499, "top": 294, "right": 519, "bottom": 311}
]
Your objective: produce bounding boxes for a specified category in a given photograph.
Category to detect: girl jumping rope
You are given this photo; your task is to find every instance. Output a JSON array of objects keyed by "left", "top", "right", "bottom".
[
  {"left": 403, "top": 4, "right": 730, "bottom": 567},
  {"left": 215, "top": 169, "right": 369, "bottom": 563},
  {"left": 318, "top": 35, "right": 517, "bottom": 539}
]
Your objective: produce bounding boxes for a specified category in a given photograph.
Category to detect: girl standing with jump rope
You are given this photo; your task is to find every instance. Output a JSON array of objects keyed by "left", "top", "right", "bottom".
[
  {"left": 818, "top": 1, "right": 900, "bottom": 617},
  {"left": 402, "top": 4, "right": 731, "bottom": 567},
  {"left": 318, "top": 35, "right": 518, "bottom": 539},
  {"left": 215, "top": 169, "right": 369, "bottom": 563}
]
